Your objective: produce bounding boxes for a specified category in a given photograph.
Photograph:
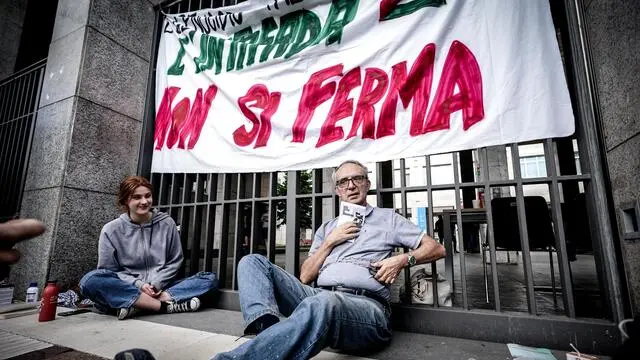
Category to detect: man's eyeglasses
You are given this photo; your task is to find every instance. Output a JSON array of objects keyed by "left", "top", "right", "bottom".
[{"left": 335, "top": 175, "right": 368, "bottom": 190}]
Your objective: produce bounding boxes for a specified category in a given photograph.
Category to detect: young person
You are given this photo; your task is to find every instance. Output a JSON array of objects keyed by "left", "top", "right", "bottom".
[{"left": 80, "top": 176, "right": 217, "bottom": 320}]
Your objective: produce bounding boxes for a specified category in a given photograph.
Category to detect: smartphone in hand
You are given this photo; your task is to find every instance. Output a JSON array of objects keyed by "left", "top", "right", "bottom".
[{"left": 368, "top": 266, "right": 380, "bottom": 276}]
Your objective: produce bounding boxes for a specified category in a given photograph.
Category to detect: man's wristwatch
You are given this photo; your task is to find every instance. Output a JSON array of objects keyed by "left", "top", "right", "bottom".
[{"left": 406, "top": 253, "right": 416, "bottom": 267}]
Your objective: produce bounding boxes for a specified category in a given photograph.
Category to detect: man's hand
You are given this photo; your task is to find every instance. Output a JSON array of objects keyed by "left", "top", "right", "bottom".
[
  {"left": 141, "top": 283, "right": 160, "bottom": 298},
  {"left": 326, "top": 222, "right": 360, "bottom": 247},
  {"left": 371, "top": 255, "right": 407, "bottom": 285},
  {"left": 0, "top": 219, "right": 45, "bottom": 265}
]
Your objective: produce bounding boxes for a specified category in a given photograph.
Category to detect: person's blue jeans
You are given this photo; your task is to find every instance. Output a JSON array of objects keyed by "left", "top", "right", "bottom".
[
  {"left": 80, "top": 269, "right": 217, "bottom": 313},
  {"left": 213, "top": 254, "right": 391, "bottom": 360}
]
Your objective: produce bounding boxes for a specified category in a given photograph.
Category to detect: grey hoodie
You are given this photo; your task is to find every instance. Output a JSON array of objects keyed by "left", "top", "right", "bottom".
[{"left": 97, "top": 209, "right": 183, "bottom": 290}]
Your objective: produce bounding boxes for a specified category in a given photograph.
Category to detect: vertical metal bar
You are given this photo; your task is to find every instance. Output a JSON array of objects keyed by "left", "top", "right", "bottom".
[
  {"left": 231, "top": 175, "right": 244, "bottom": 289},
  {"left": 157, "top": 174, "right": 166, "bottom": 205},
  {"left": 177, "top": 175, "right": 189, "bottom": 277},
  {"left": 452, "top": 152, "right": 468, "bottom": 309},
  {"left": 4, "top": 121, "right": 19, "bottom": 210},
  {"left": 549, "top": 249, "right": 557, "bottom": 307},
  {"left": 19, "top": 70, "right": 44, "bottom": 202},
  {"left": 563, "top": 0, "right": 625, "bottom": 323},
  {"left": 311, "top": 169, "right": 323, "bottom": 232},
  {"left": 249, "top": 200, "right": 257, "bottom": 254},
  {"left": 425, "top": 155, "right": 439, "bottom": 308},
  {"left": 511, "top": 144, "right": 537, "bottom": 315},
  {"left": 210, "top": 173, "right": 218, "bottom": 202},
  {"left": 189, "top": 205, "right": 202, "bottom": 274},
  {"left": 480, "top": 147, "right": 501, "bottom": 311},
  {"left": 168, "top": 174, "right": 178, "bottom": 205},
  {"left": 6, "top": 80, "right": 19, "bottom": 123},
  {"left": 204, "top": 203, "right": 216, "bottom": 272},
  {"left": 311, "top": 170, "right": 324, "bottom": 269},
  {"left": 0, "top": 123, "right": 6, "bottom": 203},
  {"left": 13, "top": 75, "right": 24, "bottom": 119},
  {"left": 443, "top": 211, "right": 455, "bottom": 298},
  {"left": 0, "top": 119, "right": 4, "bottom": 177},
  {"left": 268, "top": 199, "right": 277, "bottom": 263},
  {"left": 285, "top": 171, "right": 300, "bottom": 276},
  {"left": 0, "top": 121, "right": 10, "bottom": 209},
  {"left": 2, "top": 77, "right": 19, "bottom": 191},
  {"left": 13, "top": 73, "right": 26, "bottom": 120},
  {"left": 23, "top": 66, "right": 37, "bottom": 112},
  {"left": 375, "top": 162, "right": 385, "bottom": 209},
  {"left": 544, "top": 139, "right": 576, "bottom": 317},
  {"left": 217, "top": 174, "right": 231, "bottom": 288},
  {"left": 249, "top": 173, "right": 259, "bottom": 253},
  {"left": 9, "top": 108, "right": 26, "bottom": 207},
  {"left": 399, "top": 159, "right": 412, "bottom": 304},
  {"left": 189, "top": 174, "right": 204, "bottom": 273},
  {"left": 196, "top": 173, "right": 205, "bottom": 202},
  {"left": 2, "top": 119, "right": 14, "bottom": 206},
  {"left": 231, "top": 201, "right": 243, "bottom": 290},
  {"left": 1, "top": 82, "right": 16, "bottom": 122},
  {"left": 0, "top": 82, "right": 8, "bottom": 122},
  {"left": 267, "top": 173, "right": 278, "bottom": 263}
]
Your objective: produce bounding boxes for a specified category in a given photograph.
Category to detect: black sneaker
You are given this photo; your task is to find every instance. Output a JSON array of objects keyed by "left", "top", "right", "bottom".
[
  {"left": 114, "top": 348, "right": 156, "bottom": 360},
  {"left": 117, "top": 307, "right": 140, "bottom": 320},
  {"left": 244, "top": 313, "right": 280, "bottom": 335},
  {"left": 166, "top": 297, "right": 200, "bottom": 314}
]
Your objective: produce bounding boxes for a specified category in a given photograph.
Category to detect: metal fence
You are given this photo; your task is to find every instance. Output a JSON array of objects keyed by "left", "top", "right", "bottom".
[
  {"left": 0, "top": 59, "right": 46, "bottom": 223},
  {"left": 143, "top": 0, "right": 625, "bottom": 353}
]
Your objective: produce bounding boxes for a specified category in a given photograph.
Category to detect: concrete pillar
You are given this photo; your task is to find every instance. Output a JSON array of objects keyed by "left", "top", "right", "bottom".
[
  {"left": 11, "top": 0, "right": 155, "bottom": 296},
  {"left": 584, "top": 0, "right": 640, "bottom": 313}
]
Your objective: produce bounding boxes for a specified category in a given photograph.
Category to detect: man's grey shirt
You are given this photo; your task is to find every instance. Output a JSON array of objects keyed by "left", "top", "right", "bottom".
[{"left": 309, "top": 204, "right": 424, "bottom": 300}]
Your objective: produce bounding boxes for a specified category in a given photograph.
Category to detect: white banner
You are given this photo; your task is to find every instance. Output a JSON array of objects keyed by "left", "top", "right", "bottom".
[{"left": 153, "top": 0, "right": 574, "bottom": 173}]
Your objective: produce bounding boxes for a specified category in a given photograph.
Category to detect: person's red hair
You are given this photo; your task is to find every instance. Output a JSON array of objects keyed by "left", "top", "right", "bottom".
[{"left": 117, "top": 176, "right": 153, "bottom": 212}]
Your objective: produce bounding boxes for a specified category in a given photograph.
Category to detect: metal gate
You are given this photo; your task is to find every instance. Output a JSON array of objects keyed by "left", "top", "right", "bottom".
[
  {"left": 0, "top": 59, "right": 46, "bottom": 222},
  {"left": 141, "top": 0, "right": 626, "bottom": 354}
]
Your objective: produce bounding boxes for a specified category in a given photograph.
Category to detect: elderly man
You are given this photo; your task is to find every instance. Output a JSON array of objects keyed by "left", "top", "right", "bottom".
[{"left": 214, "top": 160, "right": 445, "bottom": 360}]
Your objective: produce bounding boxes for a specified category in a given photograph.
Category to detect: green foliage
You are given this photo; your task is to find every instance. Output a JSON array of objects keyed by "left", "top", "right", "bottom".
[{"left": 276, "top": 171, "right": 313, "bottom": 230}]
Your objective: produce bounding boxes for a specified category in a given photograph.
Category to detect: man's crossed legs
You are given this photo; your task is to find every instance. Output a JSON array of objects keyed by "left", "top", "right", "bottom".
[{"left": 213, "top": 254, "right": 391, "bottom": 360}]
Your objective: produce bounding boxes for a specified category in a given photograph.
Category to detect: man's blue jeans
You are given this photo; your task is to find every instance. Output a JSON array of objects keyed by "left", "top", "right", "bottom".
[
  {"left": 80, "top": 269, "right": 217, "bottom": 313},
  {"left": 213, "top": 254, "right": 391, "bottom": 360}
]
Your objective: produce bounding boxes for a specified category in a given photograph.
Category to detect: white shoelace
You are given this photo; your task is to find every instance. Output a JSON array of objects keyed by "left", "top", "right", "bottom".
[{"left": 171, "top": 301, "right": 190, "bottom": 313}]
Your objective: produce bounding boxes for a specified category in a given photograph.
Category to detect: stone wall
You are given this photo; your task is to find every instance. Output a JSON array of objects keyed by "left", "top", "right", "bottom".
[
  {"left": 584, "top": 0, "right": 640, "bottom": 313},
  {"left": 11, "top": 0, "right": 156, "bottom": 296},
  {"left": 0, "top": 0, "right": 29, "bottom": 79}
]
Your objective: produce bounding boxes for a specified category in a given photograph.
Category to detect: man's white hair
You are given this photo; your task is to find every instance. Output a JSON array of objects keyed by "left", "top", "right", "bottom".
[{"left": 331, "top": 160, "right": 369, "bottom": 184}]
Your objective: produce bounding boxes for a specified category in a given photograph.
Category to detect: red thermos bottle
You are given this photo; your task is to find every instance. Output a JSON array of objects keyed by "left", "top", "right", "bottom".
[{"left": 38, "top": 280, "right": 58, "bottom": 322}]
